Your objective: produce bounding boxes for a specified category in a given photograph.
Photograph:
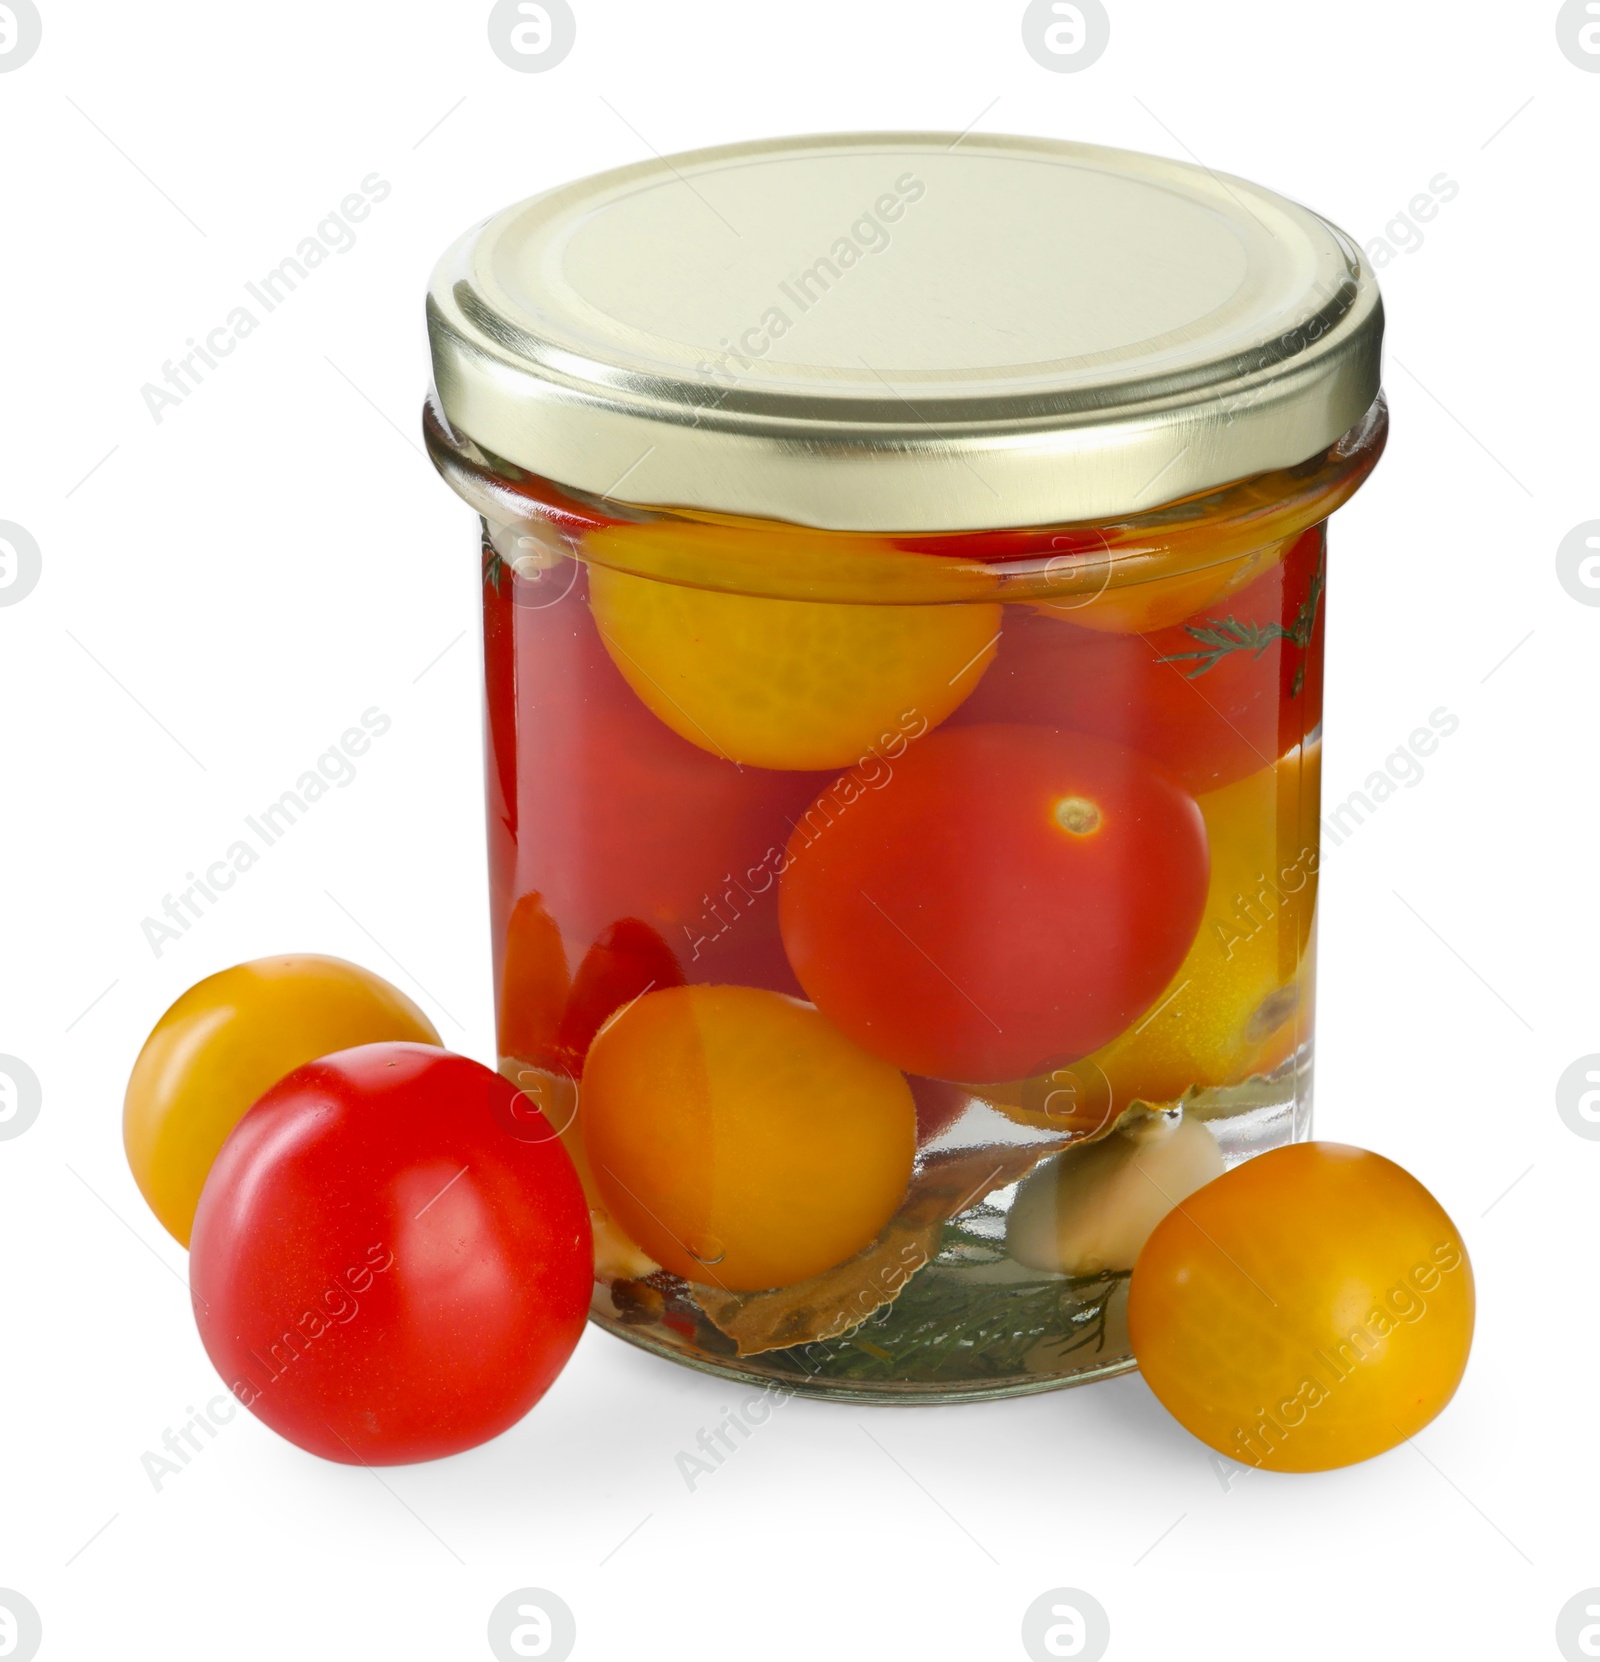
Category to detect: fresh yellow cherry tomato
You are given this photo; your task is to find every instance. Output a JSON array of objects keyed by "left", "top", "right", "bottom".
[
  {"left": 587, "top": 562, "right": 999, "bottom": 770},
  {"left": 124, "top": 955, "right": 439, "bottom": 1245},
  {"left": 1129, "top": 1142, "right": 1474, "bottom": 1472},
  {"left": 581, "top": 984, "right": 916, "bottom": 1289}
]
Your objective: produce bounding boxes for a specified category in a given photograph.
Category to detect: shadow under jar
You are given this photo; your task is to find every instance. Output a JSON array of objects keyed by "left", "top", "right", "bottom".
[{"left": 424, "top": 132, "right": 1385, "bottom": 1402}]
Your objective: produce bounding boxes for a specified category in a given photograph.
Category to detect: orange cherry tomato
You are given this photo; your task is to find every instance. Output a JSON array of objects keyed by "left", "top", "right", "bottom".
[
  {"left": 778, "top": 725, "right": 1209, "bottom": 1083},
  {"left": 124, "top": 956, "right": 439, "bottom": 1246},
  {"left": 497, "top": 891, "right": 571, "bottom": 1070},
  {"left": 581, "top": 985, "right": 916, "bottom": 1290},
  {"left": 1129, "top": 1142, "right": 1475, "bottom": 1472}
]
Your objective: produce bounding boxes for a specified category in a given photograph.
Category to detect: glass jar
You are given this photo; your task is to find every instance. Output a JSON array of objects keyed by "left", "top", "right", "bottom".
[{"left": 425, "top": 133, "right": 1385, "bottom": 1402}]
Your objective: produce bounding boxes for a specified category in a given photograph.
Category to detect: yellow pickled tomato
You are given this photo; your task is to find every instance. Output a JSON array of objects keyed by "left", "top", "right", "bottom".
[
  {"left": 587, "top": 563, "right": 1000, "bottom": 769},
  {"left": 1083, "top": 744, "right": 1322, "bottom": 1105},
  {"left": 1037, "top": 542, "right": 1278, "bottom": 635},
  {"left": 581, "top": 985, "right": 916, "bottom": 1290},
  {"left": 1129, "top": 1142, "right": 1474, "bottom": 1471}
]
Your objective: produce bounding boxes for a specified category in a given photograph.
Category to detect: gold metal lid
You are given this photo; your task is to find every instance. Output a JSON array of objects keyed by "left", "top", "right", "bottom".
[{"left": 426, "top": 132, "right": 1382, "bottom": 533}]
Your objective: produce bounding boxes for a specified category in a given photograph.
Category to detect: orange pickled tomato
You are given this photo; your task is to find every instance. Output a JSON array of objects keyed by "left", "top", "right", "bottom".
[
  {"left": 581, "top": 985, "right": 916, "bottom": 1290},
  {"left": 1130, "top": 1142, "right": 1475, "bottom": 1471},
  {"left": 497, "top": 891, "right": 572, "bottom": 1072},
  {"left": 587, "top": 561, "right": 1000, "bottom": 770}
]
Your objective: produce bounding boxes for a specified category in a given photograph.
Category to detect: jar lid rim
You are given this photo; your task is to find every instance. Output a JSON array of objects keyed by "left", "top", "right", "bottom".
[{"left": 426, "top": 131, "right": 1382, "bottom": 532}]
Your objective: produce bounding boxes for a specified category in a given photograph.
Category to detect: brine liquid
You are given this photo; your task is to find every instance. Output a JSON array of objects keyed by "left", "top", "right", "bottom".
[{"left": 484, "top": 517, "right": 1324, "bottom": 1400}]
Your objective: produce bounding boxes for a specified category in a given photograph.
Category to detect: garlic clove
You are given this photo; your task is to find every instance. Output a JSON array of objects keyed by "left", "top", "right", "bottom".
[{"left": 1006, "top": 1110, "right": 1226, "bottom": 1276}]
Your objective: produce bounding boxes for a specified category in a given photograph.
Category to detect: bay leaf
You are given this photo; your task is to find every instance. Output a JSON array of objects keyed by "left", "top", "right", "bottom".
[{"left": 690, "top": 1135, "right": 1102, "bottom": 1357}]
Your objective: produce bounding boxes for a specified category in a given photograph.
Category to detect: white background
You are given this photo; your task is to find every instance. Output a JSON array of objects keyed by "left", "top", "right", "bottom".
[{"left": 2, "top": 3, "right": 1595, "bottom": 1659}]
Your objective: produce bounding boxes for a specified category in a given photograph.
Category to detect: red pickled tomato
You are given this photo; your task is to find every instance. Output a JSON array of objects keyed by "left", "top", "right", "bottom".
[
  {"left": 498, "top": 896, "right": 687, "bottom": 1078},
  {"left": 556, "top": 917, "right": 687, "bottom": 1071},
  {"left": 488, "top": 563, "right": 824, "bottom": 1002},
  {"left": 190, "top": 1043, "right": 592, "bottom": 1465},
  {"left": 483, "top": 534, "right": 520, "bottom": 840},
  {"left": 779, "top": 725, "right": 1209, "bottom": 1083},
  {"left": 952, "top": 527, "right": 1326, "bottom": 793},
  {"left": 481, "top": 482, "right": 636, "bottom": 841},
  {"left": 892, "top": 527, "right": 1110, "bottom": 564},
  {"left": 907, "top": 1075, "right": 975, "bottom": 1143}
]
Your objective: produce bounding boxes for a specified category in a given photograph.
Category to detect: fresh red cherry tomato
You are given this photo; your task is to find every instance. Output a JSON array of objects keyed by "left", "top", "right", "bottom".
[
  {"left": 190, "top": 1043, "right": 592, "bottom": 1465},
  {"left": 778, "top": 724, "right": 1209, "bottom": 1082},
  {"left": 952, "top": 528, "right": 1325, "bottom": 792}
]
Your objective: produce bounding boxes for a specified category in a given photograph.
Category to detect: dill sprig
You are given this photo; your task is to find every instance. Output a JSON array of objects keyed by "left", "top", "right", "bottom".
[{"left": 1158, "top": 549, "right": 1325, "bottom": 692}]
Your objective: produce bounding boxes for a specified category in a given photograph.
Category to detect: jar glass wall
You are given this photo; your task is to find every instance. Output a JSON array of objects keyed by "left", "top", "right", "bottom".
[{"left": 427, "top": 396, "right": 1385, "bottom": 1401}]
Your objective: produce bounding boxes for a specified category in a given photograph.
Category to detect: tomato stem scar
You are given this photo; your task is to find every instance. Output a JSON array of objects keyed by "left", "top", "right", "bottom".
[{"left": 1054, "top": 796, "right": 1102, "bottom": 836}]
